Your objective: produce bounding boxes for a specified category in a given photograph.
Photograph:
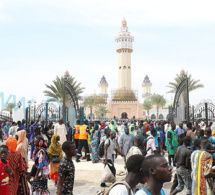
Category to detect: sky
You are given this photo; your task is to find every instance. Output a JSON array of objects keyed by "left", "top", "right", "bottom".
[{"left": 0, "top": 0, "right": 215, "bottom": 109}]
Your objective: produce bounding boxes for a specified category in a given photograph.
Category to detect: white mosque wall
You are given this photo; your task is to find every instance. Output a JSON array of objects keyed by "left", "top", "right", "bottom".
[{"left": 149, "top": 108, "right": 169, "bottom": 121}]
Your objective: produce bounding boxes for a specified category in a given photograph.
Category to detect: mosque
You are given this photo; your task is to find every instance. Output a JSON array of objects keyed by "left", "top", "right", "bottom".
[{"left": 85, "top": 19, "right": 171, "bottom": 120}]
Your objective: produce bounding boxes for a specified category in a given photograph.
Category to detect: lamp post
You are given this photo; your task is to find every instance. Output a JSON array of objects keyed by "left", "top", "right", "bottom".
[
  {"left": 27, "top": 100, "right": 31, "bottom": 129},
  {"left": 63, "top": 70, "right": 70, "bottom": 123},
  {"left": 185, "top": 75, "right": 190, "bottom": 122},
  {"left": 34, "top": 100, "right": 36, "bottom": 121},
  {"left": 192, "top": 105, "right": 195, "bottom": 125}
]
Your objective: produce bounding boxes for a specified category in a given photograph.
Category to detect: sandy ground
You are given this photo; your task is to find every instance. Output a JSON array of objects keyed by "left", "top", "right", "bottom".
[{"left": 0, "top": 140, "right": 186, "bottom": 195}]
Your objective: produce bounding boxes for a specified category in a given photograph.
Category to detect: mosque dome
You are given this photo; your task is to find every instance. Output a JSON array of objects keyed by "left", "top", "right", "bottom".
[
  {"left": 112, "top": 89, "right": 137, "bottom": 101},
  {"left": 143, "top": 75, "right": 151, "bottom": 83},
  {"left": 99, "top": 75, "right": 108, "bottom": 85}
]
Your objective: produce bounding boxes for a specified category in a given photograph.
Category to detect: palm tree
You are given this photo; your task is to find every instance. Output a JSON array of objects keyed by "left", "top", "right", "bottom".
[
  {"left": 4, "top": 102, "right": 16, "bottom": 117},
  {"left": 95, "top": 106, "right": 110, "bottom": 120},
  {"left": 142, "top": 100, "right": 152, "bottom": 119},
  {"left": 84, "top": 95, "right": 99, "bottom": 121},
  {"left": 167, "top": 72, "right": 204, "bottom": 105},
  {"left": 43, "top": 75, "right": 84, "bottom": 106},
  {"left": 150, "top": 94, "right": 166, "bottom": 120}
]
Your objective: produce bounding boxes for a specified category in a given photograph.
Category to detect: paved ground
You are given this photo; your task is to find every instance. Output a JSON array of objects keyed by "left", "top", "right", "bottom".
[{"left": 0, "top": 141, "right": 186, "bottom": 195}]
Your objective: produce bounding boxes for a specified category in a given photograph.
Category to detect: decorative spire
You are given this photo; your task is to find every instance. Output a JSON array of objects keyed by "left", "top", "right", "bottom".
[
  {"left": 100, "top": 75, "right": 108, "bottom": 84},
  {"left": 122, "top": 18, "right": 127, "bottom": 27},
  {"left": 64, "top": 70, "right": 70, "bottom": 78},
  {"left": 143, "top": 75, "right": 151, "bottom": 83},
  {"left": 180, "top": 69, "right": 185, "bottom": 76}
]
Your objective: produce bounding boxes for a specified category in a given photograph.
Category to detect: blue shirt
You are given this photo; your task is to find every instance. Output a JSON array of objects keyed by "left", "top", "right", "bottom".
[
  {"left": 175, "top": 127, "right": 185, "bottom": 136},
  {"left": 159, "top": 130, "right": 164, "bottom": 144},
  {"left": 20, "top": 124, "right": 26, "bottom": 129}
]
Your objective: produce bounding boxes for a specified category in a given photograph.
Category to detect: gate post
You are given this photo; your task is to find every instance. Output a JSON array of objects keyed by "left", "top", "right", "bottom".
[
  {"left": 186, "top": 77, "right": 190, "bottom": 122},
  {"left": 205, "top": 103, "right": 208, "bottom": 127}
]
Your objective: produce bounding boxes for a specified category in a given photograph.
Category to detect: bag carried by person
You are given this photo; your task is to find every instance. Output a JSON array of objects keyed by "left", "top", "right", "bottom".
[
  {"left": 100, "top": 163, "right": 116, "bottom": 184},
  {"left": 97, "top": 181, "right": 131, "bottom": 195},
  {"left": 52, "top": 156, "right": 61, "bottom": 163},
  {"left": 141, "top": 137, "right": 153, "bottom": 156},
  {"left": 30, "top": 165, "right": 38, "bottom": 177},
  {"left": 98, "top": 138, "right": 110, "bottom": 158}
]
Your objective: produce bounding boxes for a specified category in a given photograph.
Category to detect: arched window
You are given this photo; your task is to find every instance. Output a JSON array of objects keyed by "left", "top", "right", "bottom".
[
  {"left": 119, "top": 66, "right": 121, "bottom": 69},
  {"left": 128, "top": 66, "right": 130, "bottom": 69},
  {"left": 166, "top": 114, "right": 170, "bottom": 120},
  {"left": 123, "top": 66, "right": 126, "bottom": 69},
  {"left": 159, "top": 114, "right": 164, "bottom": 120},
  {"left": 151, "top": 114, "right": 156, "bottom": 120}
]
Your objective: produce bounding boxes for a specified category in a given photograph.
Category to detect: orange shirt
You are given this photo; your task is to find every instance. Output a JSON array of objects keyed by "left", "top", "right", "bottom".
[
  {"left": 79, "top": 125, "right": 88, "bottom": 140},
  {"left": 74, "top": 125, "right": 80, "bottom": 139}
]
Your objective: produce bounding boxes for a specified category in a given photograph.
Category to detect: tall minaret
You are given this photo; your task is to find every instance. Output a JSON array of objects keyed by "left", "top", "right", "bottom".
[
  {"left": 98, "top": 75, "right": 108, "bottom": 99},
  {"left": 115, "top": 19, "right": 134, "bottom": 90},
  {"left": 142, "top": 75, "right": 152, "bottom": 102}
]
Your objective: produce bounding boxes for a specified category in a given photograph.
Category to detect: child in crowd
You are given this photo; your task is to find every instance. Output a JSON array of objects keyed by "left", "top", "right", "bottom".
[
  {"left": 0, "top": 145, "right": 13, "bottom": 195},
  {"left": 57, "top": 141, "right": 76, "bottom": 195}
]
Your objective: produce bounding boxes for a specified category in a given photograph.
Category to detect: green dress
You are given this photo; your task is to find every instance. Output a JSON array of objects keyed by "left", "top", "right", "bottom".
[{"left": 166, "top": 129, "right": 178, "bottom": 155}]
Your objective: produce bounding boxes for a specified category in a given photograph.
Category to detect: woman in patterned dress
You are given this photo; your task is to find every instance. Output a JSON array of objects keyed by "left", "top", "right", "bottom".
[
  {"left": 31, "top": 135, "right": 50, "bottom": 195},
  {"left": 3, "top": 122, "right": 10, "bottom": 140},
  {"left": 91, "top": 125, "right": 101, "bottom": 163},
  {"left": 191, "top": 138, "right": 215, "bottom": 195},
  {"left": 6, "top": 137, "right": 27, "bottom": 195}
]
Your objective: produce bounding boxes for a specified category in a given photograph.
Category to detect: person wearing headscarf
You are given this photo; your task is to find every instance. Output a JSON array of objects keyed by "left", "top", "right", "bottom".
[
  {"left": 3, "top": 122, "right": 10, "bottom": 140},
  {"left": 31, "top": 135, "right": 50, "bottom": 195},
  {"left": 100, "top": 121, "right": 106, "bottom": 130},
  {"left": 16, "top": 130, "right": 30, "bottom": 195},
  {"left": 48, "top": 134, "right": 62, "bottom": 186},
  {"left": 16, "top": 130, "right": 27, "bottom": 161},
  {"left": 109, "top": 120, "right": 118, "bottom": 132},
  {"left": 6, "top": 137, "right": 27, "bottom": 195}
]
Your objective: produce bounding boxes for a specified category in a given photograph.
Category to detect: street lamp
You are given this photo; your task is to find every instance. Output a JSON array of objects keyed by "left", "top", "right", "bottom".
[
  {"left": 26, "top": 100, "right": 31, "bottom": 129},
  {"left": 63, "top": 70, "right": 70, "bottom": 123},
  {"left": 34, "top": 100, "right": 36, "bottom": 121},
  {"left": 17, "top": 101, "right": 22, "bottom": 108}
]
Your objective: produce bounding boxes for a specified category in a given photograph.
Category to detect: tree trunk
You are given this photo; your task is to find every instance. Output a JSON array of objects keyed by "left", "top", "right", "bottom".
[
  {"left": 157, "top": 106, "right": 159, "bottom": 120},
  {"left": 147, "top": 110, "right": 149, "bottom": 120}
]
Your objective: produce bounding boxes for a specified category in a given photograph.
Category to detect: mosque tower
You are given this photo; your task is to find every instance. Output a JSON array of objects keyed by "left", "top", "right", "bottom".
[
  {"left": 98, "top": 75, "right": 108, "bottom": 99},
  {"left": 115, "top": 18, "right": 134, "bottom": 90},
  {"left": 142, "top": 75, "right": 152, "bottom": 101}
]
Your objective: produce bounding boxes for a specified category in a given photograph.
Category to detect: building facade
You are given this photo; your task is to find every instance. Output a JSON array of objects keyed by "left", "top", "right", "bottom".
[{"left": 85, "top": 19, "right": 170, "bottom": 120}]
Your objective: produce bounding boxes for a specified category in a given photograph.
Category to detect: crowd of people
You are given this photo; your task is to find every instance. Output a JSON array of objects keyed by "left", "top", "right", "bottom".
[{"left": 0, "top": 116, "right": 215, "bottom": 195}]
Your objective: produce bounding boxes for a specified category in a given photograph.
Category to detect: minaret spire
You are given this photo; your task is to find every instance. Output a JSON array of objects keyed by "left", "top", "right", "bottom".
[{"left": 115, "top": 19, "right": 134, "bottom": 90}]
